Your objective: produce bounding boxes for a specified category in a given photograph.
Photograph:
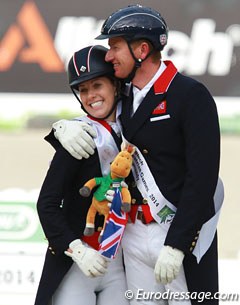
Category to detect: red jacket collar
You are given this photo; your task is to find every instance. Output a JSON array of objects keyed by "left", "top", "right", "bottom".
[
  {"left": 87, "top": 116, "right": 111, "bottom": 132},
  {"left": 153, "top": 61, "right": 178, "bottom": 94}
]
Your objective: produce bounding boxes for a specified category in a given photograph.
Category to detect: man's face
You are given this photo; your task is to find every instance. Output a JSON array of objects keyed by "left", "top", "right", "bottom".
[{"left": 105, "top": 37, "right": 135, "bottom": 79}]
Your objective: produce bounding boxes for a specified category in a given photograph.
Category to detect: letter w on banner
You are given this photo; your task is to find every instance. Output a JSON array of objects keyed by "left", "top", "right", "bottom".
[{"left": 98, "top": 188, "right": 128, "bottom": 259}]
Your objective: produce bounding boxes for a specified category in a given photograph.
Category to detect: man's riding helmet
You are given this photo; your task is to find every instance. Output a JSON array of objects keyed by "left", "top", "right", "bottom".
[
  {"left": 96, "top": 4, "right": 168, "bottom": 51},
  {"left": 68, "top": 45, "right": 115, "bottom": 90},
  {"left": 68, "top": 45, "right": 118, "bottom": 120}
]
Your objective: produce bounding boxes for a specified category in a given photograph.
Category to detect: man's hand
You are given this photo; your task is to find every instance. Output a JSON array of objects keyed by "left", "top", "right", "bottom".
[
  {"left": 53, "top": 119, "right": 97, "bottom": 160},
  {"left": 154, "top": 245, "right": 184, "bottom": 284},
  {"left": 65, "top": 239, "right": 109, "bottom": 277}
]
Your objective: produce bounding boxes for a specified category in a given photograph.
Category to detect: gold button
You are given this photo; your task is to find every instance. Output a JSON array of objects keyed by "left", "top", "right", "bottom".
[
  {"left": 49, "top": 246, "right": 52, "bottom": 250},
  {"left": 51, "top": 251, "right": 55, "bottom": 255},
  {"left": 197, "top": 230, "right": 200, "bottom": 235},
  {"left": 143, "top": 149, "right": 148, "bottom": 154},
  {"left": 194, "top": 236, "right": 198, "bottom": 240},
  {"left": 190, "top": 247, "right": 193, "bottom": 251},
  {"left": 131, "top": 198, "right": 136, "bottom": 204},
  {"left": 191, "top": 241, "right": 196, "bottom": 246},
  {"left": 142, "top": 198, "right": 148, "bottom": 204}
]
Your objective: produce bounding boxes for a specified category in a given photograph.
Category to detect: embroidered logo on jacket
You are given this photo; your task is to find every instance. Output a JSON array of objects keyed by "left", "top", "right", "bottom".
[{"left": 152, "top": 101, "right": 167, "bottom": 115}]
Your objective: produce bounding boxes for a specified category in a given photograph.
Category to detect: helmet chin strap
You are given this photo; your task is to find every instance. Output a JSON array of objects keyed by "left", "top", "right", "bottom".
[
  {"left": 71, "top": 88, "right": 119, "bottom": 121},
  {"left": 124, "top": 40, "right": 154, "bottom": 83}
]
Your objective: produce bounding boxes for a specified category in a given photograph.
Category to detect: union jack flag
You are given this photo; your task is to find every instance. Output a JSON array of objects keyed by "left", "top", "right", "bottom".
[{"left": 98, "top": 188, "right": 128, "bottom": 259}]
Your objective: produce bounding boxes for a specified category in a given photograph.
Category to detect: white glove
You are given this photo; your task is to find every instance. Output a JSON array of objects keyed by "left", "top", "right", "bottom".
[
  {"left": 105, "top": 181, "right": 128, "bottom": 202},
  {"left": 154, "top": 245, "right": 185, "bottom": 285},
  {"left": 64, "top": 239, "right": 109, "bottom": 277},
  {"left": 105, "top": 190, "right": 115, "bottom": 202},
  {"left": 53, "top": 119, "right": 97, "bottom": 160}
]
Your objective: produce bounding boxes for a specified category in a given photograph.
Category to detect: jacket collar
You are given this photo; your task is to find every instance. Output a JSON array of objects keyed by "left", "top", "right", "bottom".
[
  {"left": 153, "top": 61, "right": 178, "bottom": 95},
  {"left": 120, "top": 61, "right": 178, "bottom": 141}
]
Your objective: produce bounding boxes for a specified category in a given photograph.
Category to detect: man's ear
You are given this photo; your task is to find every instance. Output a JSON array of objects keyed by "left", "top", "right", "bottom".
[{"left": 140, "top": 41, "right": 151, "bottom": 60}]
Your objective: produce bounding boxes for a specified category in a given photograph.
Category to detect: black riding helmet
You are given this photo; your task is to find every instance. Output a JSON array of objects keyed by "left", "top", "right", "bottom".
[
  {"left": 68, "top": 45, "right": 119, "bottom": 120},
  {"left": 96, "top": 5, "right": 168, "bottom": 81}
]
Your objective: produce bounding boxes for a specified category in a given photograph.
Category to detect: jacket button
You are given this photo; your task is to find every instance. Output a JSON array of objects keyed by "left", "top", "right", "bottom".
[
  {"left": 190, "top": 247, "right": 193, "bottom": 252},
  {"left": 51, "top": 251, "right": 56, "bottom": 255},
  {"left": 49, "top": 246, "right": 53, "bottom": 250},
  {"left": 131, "top": 198, "right": 136, "bottom": 204},
  {"left": 142, "top": 149, "right": 148, "bottom": 154},
  {"left": 191, "top": 241, "right": 196, "bottom": 246},
  {"left": 142, "top": 198, "right": 148, "bottom": 204}
]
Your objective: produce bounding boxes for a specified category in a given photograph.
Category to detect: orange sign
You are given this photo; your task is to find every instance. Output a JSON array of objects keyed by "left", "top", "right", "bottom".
[{"left": 0, "top": 1, "right": 64, "bottom": 72}]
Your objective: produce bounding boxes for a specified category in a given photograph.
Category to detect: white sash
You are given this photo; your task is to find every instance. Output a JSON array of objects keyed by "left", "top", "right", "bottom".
[
  {"left": 75, "top": 116, "right": 119, "bottom": 176},
  {"left": 122, "top": 136, "right": 176, "bottom": 228},
  {"left": 193, "top": 178, "right": 224, "bottom": 262},
  {"left": 122, "top": 136, "right": 224, "bottom": 262}
]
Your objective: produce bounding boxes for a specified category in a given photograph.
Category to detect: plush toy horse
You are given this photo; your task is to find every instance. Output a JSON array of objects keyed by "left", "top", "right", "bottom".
[{"left": 79, "top": 146, "right": 134, "bottom": 238}]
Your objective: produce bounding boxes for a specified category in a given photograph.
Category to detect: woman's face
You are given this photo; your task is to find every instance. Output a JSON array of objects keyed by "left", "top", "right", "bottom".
[{"left": 78, "top": 76, "right": 117, "bottom": 121}]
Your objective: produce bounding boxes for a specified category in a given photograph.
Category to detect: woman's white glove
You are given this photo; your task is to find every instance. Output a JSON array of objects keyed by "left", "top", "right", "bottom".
[
  {"left": 154, "top": 245, "right": 185, "bottom": 284},
  {"left": 53, "top": 119, "right": 97, "bottom": 160},
  {"left": 65, "top": 239, "right": 109, "bottom": 277}
]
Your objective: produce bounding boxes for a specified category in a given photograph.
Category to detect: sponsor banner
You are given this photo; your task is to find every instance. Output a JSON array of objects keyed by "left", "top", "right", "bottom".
[
  {"left": 0, "top": 0, "right": 240, "bottom": 96},
  {"left": 0, "top": 189, "right": 46, "bottom": 304},
  {"left": 0, "top": 253, "right": 44, "bottom": 294},
  {"left": 0, "top": 253, "right": 45, "bottom": 305},
  {"left": 0, "top": 189, "right": 45, "bottom": 246},
  {"left": 0, "top": 201, "right": 44, "bottom": 243}
]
